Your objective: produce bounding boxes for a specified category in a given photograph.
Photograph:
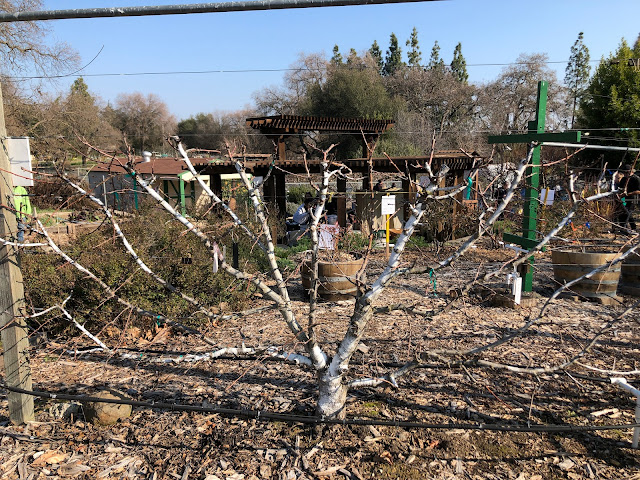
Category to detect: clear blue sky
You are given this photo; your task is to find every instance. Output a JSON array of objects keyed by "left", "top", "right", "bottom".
[{"left": 34, "top": 0, "right": 640, "bottom": 120}]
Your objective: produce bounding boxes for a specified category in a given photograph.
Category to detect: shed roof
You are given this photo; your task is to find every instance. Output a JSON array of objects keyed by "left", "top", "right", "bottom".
[
  {"left": 89, "top": 154, "right": 271, "bottom": 176},
  {"left": 90, "top": 157, "right": 189, "bottom": 176}
]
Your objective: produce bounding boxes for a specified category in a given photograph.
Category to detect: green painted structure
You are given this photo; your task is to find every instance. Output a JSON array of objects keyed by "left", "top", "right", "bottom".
[
  {"left": 163, "top": 172, "right": 197, "bottom": 216},
  {"left": 488, "top": 81, "right": 581, "bottom": 292}
]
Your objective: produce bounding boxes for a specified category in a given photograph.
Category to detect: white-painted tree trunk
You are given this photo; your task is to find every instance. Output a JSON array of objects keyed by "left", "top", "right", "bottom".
[{"left": 317, "top": 369, "right": 349, "bottom": 418}]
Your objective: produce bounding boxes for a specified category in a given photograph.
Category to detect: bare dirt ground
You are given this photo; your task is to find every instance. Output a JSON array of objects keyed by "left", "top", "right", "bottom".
[{"left": 1, "top": 240, "right": 639, "bottom": 479}]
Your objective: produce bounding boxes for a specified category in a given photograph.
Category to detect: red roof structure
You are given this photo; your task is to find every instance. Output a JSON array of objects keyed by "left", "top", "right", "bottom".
[
  {"left": 90, "top": 157, "right": 190, "bottom": 176},
  {"left": 89, "top": 154, "right": 272, "bottom": 177}
]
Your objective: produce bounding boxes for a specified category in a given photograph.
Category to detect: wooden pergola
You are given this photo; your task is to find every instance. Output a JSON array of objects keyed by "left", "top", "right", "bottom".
[
  {"left": 200, "top": 117, "right": 481, "bottom": 230},
  {"left": 245, "top": 115, "right": 396, "bottom": 222}
]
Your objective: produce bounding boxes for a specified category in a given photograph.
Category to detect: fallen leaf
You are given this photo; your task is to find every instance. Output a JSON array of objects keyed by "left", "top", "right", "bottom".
[
  {"left": 59, "top": 461, "right": 91, "bottom": 476},
  {"left": 427, "top": 439, "right": 441, "bottom": 450},
  {"left": 32, "top": 450, "right": 68, "bottom": 466},
  {"left": 590, "top": 408, "right": 618, "bottom": 417},
  {"left": 558, "top": 458, "right": 575, "bottom": 471},
  {"left": 314, "top": 465, "right": 347, "bottom": 477},
  {"left": 380, "top": 451, "right": 393, "bottom": 464}
]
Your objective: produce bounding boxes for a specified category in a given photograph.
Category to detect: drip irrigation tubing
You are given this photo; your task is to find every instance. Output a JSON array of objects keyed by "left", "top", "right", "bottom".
[{"left": 2, "top": 384, "right": 638, "bottom": 434}]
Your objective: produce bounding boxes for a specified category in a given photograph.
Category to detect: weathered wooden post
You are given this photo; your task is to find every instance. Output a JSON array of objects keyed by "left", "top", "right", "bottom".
[{"left": 0, "top": 82, "right": 34, "bottom": 424}]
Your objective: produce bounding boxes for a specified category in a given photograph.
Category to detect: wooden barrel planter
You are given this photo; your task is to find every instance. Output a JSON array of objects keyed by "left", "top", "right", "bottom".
[
  {"left": 301, "top": 257, "right": 365, "bottom": 301},
  {"left": 551, "top": 250, "right": 621, "bottom": 302},
  {"left": 619, "top": 249, "right": 640, "bottom": 296}
]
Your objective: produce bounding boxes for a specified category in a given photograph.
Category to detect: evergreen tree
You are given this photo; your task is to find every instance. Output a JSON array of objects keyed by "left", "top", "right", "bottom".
[
  {"left": 331, "top": 45, "right": 343, "bottom": 65},
  {"left": 406, "top": 27, "right": 422, "bottom": 67},
  {"left": 427, "top": 40, "right": 445, "bottom": 72},
  {"left": 580, "top": 39, "right": 640, "bottom": 148},
  {"left": 369, "top": 40, "right": 384, "bottom": 75},
  {"left": 565, "top": 32, "right": 591, "bottom": 127},
  {"left": 347, "top": 48, "right": 359, "bottom": 65},
  {"left": 450, "top": 43, "right": 468, "bottom": 84},
  {"left": 70, "top": 77, "right": 91, "bottom": 99},
  {"left": 383, "top": 33, "right": 404, "bottom": 76},
  {"left": 64, "top": 77, "right": 119, "bottom": 165},
  {"left": 307, "top": 62, "right": 398, "bottom": 158}
]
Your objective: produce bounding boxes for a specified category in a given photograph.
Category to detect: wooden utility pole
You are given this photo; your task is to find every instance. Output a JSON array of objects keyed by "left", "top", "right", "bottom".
[
  {"left": 489, "top": 81, "right": 581, "bottom": 292},
  {"left": 0, "top": 82, "right": 34, "bottom": 424}
]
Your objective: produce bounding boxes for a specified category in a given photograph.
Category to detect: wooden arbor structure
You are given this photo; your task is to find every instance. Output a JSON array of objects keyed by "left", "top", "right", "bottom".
[
  {"left": 197, "top": 115, "right": 481, "bottom": 229},
  {"left": 345, "top": 151, "right": 481, "bottom": 235},
  {"left": 245, "top": 115, "right": 395, "bottom": 219}
]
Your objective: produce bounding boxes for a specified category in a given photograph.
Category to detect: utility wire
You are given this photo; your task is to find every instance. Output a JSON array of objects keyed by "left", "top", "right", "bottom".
[
  {"left": 2, "top": 383, "right": 638, "bottom": 433},
  {"left": 6, "top": 58, "right": 614, "bottom": 81}
]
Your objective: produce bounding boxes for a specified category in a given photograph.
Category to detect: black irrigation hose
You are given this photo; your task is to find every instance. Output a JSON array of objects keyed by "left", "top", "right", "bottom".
[{"left": 2, "top": 384, "right": 639, "bottom": 434}]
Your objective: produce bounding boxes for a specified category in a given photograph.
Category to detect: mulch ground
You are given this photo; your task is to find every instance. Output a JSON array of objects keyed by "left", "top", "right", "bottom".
[{"left": 1, "top": 239, "right": 639, "bottom": 479}]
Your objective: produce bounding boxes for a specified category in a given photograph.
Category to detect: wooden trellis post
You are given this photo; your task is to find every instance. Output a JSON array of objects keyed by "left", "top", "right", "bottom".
[
  {"left": 488, "top": 81, "right": 581, "bottom": 292},
  {"left": 0, "top": 82, "right": 34, "bottom": 424}
]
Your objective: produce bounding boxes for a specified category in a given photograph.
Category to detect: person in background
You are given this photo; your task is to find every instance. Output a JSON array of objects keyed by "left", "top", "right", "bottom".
[
  {"left": 293, "top": 193, "right": 315, "bottom": 228},
  {"left": 13, "top": 185, "right": 32, "bottom": 242},
  {"left": 615, "top": 165, "right": 640, "bottom": 231}
]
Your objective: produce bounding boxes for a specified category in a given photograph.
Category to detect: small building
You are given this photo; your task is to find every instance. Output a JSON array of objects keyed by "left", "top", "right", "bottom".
[{"left": 87, "top": 156, "right": 212, "bottom": 214}]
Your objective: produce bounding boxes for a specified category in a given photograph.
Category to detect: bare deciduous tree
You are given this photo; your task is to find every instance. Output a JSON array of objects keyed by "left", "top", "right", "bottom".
[
  {"left": 0, "top": 0, "right": 78, "bottom": 75},
  {"left": 108, "top": 92, "right": 177, "bottom": 154},
  {"left": 15, "top": 133, "right": 639, "bottom": 421},
  {"left": 479, "top": 53, "right": 569, "bottom": 133},
  {"left": 253, "top": 52, "right": 328, "bottom": 116}
]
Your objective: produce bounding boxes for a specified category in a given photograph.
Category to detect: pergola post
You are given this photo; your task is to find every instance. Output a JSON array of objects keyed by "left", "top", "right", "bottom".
[
  {"left": 264, "top": 174, "right": 276, "bottom": 205},
  {"left": 336, "top": 176, "right": 348, "bottom": 228},
  {"left": 211, "top": 174, "right": 222, "bottom": 198},
  {"left": 402, "top": 175, "right": 417, "bottom": 223},
  {"left": 275, "top": 173, "right": 287, "bottom": 217}
]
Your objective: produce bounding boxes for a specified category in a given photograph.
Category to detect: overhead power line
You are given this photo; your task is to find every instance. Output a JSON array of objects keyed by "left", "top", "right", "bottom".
[
  {"left": 8, "top": 59, "right": 610, "bottom": 81},
  {"left": 0, "top": 0, "right": 441, "bottom": 23}
]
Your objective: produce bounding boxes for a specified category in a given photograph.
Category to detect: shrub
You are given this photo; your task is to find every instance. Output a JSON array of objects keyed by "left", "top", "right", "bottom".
[
  {"left": 287, "top": 185, "right": 315, "bottom": 205},
  {"left": 30, "top": 175, "right": 97, "bottom": 211},
  {"left": 22, "top": 206, "right": 251, "bottom": 333},
  {"left": 338, "top": 231, "right": 369, "bottom": 253},
  {"left": 405, "top": 235, "right": 431, "bottom": 250}
]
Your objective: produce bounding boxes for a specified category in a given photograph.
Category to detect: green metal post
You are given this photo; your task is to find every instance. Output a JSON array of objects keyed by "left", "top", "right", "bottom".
[
  {"left": 179, "top": 173, "right": 186, "bottom": 216},
  {"left": 488, "top": 81, "right": 582, "bottom": 293},
  {"left": 133, "top": 176, "right": 138, "bottom": 210},
  {"left": 520, "top": 81, "right": 547, "bottom": 291}
]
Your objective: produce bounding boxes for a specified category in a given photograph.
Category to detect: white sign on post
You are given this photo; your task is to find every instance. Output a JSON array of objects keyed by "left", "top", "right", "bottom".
[
  {"left": 381, "top": 195, "right": 396, "bottom": 216},
  {"left": 540, "top": 188, "right": 555, "bottom": 206},
  {"left": 6, "top": 137, "right": 33, "bottom": 187}
]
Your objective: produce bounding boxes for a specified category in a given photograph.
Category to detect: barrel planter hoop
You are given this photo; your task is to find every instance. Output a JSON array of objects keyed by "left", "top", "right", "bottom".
[
  {"left": 619, "top": 249, "right": 640, "bottom": 297},
  {"left": 551, "top": 250, "right": 621, "bottom": 301},
  {"left": 301, "top": 257, "right": 364, "bottom": 301}
]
